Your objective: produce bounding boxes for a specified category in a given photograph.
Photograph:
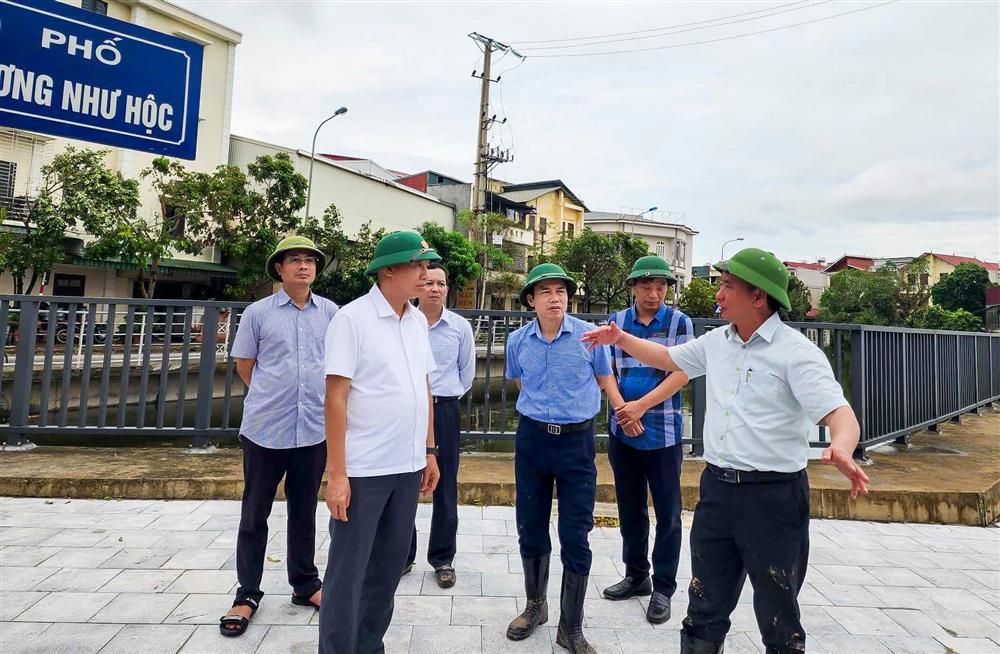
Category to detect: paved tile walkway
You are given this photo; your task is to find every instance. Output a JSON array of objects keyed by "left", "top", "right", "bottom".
[{"left": 1, "top": 497, "right": 998, "bottom": 653}]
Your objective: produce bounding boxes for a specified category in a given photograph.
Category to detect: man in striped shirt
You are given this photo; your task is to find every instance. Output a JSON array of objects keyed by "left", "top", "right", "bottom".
[{"left": 602, "top": 255, "right": 692, "bottom": 625}]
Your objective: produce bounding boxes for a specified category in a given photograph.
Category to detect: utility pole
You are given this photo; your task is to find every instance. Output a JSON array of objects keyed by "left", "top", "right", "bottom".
[{"left": 468, "top": 32, "right": 521, "bottom": 311}]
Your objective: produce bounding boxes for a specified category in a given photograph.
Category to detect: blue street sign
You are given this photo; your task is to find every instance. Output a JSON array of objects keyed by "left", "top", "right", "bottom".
[{"left": 0, "top": 0, "right": 204, "bottom": 160}]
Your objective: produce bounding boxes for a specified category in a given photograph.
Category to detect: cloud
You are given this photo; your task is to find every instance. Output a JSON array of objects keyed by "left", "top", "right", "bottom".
[
  {"left": 178, "top": 0, "right": 999, "bottom": 264},
  {"left": 826, "top": 159, "right": 999, "bottom": 223}
]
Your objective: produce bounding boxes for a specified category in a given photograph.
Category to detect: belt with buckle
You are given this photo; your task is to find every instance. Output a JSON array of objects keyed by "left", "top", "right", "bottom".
[
  {"left": 433, "top": 395, "right": 460, "bottom": 404},
  {"left": 707, "top": 463, "right": 803, "bottom": 484},
  {"left": 525, "top": 416, "right": 593, "bottom": 436}
]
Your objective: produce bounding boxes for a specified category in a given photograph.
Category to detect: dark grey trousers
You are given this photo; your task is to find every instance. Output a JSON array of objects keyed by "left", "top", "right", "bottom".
[{"left": 319, "top": 470, "right": 422, "bottom": 654}]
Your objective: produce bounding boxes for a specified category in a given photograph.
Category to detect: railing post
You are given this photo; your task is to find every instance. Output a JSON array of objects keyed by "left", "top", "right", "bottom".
[
  {"left": 929, "top": 334, "right": 941, "bottom": 432},
  {"left": 7, "top": 300, "right": 39, "bottom": 447},
  {"left": 850, "top": 328, "right": 867, "bottom": 459},
  {"left": 952, "top": 335, "right": 962, "bottom": 422},
  {"left": 193, "top": 307, "right": 219, "bottom": 449}
]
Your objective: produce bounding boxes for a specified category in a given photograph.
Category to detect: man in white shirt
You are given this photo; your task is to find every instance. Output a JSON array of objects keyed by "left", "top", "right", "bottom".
[
  {"left": 318, "top": 231, "right": 442, "bottom": 654},
  {"left": 582, "top": 248, "right": 870, "bottom": 654}
]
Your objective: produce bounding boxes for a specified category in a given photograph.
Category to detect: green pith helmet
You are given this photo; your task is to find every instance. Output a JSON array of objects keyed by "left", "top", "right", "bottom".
[
  {"left": 519, "top": 263, "right": 578, "bottom": 307},
  {"left": 266, "top": 235, "right": 326, "bottom": 282},
  {"left": 713, "top": 247, "right": 791, "bottom": 311},
  {"left": 364, "top": 231, "right": 442, "bottom": 276},
  {"left": 626, "top": 255, "right": 677, "bottom": 284}
]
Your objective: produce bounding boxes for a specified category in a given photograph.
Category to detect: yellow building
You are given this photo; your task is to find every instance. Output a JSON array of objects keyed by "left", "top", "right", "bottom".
[
  {"left": 497, "top": 179, "right": 589, "bottom": 258},
  {"left": 915, "top": 252, "right": 1000, "bottom": 287},
  {"left": 1, "top": 0, "right": 242, "bottom": 299}
]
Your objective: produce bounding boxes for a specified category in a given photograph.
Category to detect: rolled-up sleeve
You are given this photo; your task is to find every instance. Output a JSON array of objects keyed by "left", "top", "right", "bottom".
[
  {"left": 591, "top": 343, "right": 612, "bottom": 376},
  {"left": 669, "top": 331, "right": 708, "bottom": 379},
  {"left": 325, "top": 313, "right": 359, "bottom": 379},
  {"left": 505, "top": 332, "right": 522, "bottom": 381},
  {"left": 230, "top": 305, "right": 258, "bottom": 359},
  {"left": 786, "top": 342, "right": 849, "bottom": 424},
  {"left": 458, "top": 321, "right": 476, "bottom": 394}
]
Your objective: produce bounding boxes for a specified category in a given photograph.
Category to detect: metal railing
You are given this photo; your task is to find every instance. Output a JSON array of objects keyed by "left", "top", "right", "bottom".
[{"left": 2, "top": 295, "right": 998, "bottom": 455}]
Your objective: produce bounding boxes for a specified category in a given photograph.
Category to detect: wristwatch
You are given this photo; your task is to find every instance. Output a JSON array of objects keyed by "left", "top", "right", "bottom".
[{"left": 426, "top": 446, "right": 439, "bottom": 456}]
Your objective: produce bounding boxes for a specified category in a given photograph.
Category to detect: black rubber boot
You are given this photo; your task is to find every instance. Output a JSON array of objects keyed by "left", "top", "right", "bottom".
[
  {"left": 555, "top": 571, "right": 595, "bottom": 654},
  {"left": 506, "top": 555, "right": 549, "bottom": 641},
  {"left": 680, "top": 629, "right": 725, "bottom": 654}
]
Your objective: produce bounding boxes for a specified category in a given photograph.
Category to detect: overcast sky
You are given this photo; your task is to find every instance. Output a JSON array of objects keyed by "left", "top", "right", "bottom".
[{"left": 178, "top": 0, "right": 999, "bottom": 265}]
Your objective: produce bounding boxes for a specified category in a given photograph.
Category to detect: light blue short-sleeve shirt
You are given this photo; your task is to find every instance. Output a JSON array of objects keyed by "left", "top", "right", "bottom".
[
  {"left": 230, "top": 288, "right": 338, "bottom": 449},
  {"left": 505, "top": 314, "right": 612, "bottom": 424},
  {"left": 669, "top": 312, "right": 848, "bottom": 472}
]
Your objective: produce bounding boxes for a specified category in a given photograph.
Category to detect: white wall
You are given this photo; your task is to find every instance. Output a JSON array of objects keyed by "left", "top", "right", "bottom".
[{"left": 229, "top": 136, "right": 455, "bottom": 236}]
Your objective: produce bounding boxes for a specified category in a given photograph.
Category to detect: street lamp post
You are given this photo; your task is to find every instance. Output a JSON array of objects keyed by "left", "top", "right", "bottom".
[
  {"left": 630, "top": 206, "right": 658, "bottom": 233},
  {"left": 720, "top": 237, "right": 744, "bottom": 262},
  {"left": 304, "top": 106, "right": 348, "bottom": 218}
]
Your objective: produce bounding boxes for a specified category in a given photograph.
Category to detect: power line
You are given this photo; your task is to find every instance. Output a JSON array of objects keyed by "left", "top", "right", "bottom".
[
  {"left": 518, "top": 0, "right": 832, "bottom": 52},
  {"left": 528, "top": 1, "right": 898, "bottom": 59},
  {"left": 508, "top": 0, "right": 814, "bottom": 45}
]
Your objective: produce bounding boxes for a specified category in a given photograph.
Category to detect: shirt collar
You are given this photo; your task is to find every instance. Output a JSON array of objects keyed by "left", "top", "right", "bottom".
[
  {"left": 630, "top": 303, "right": 668, "bottom": 327},
  {"left": 369, "top": 283, "right": 416, "bottom": 320},
  {"left": 427, "top": 307, "right": 451, "bottom": 329},
  {"left": 529, "top": 315, "right": 573, "bottom": 340},
  {"left": 276, "top": 287, "right": 316, "bottom": 308},
  {"left": 725, "top": 311, "right": 782, "bottom": 344}
]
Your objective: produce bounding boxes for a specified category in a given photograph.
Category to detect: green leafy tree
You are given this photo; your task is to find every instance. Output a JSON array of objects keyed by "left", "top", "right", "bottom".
[
  {"left": 818, "top": 268, "right": 899, "bottom": 325},
  {"left": 0, "top": 147, "right": 139, "bottom": 295},
  {"left": 678, "top": 278, "right": 719, "bottom": 318},
  {"left": 782, "top": 275, "right": 813, "bottom": 322},
  {"left": 894, "top": 258, "right": 932, "bottom": 320},
  {"left": 418, "top": 222, "right": 482, "bottom": 306},
  {"left": 931, "top": 263, "right": 991, "bottom": 315},
  {"left": 309, "top": 218, "right": 386, "bottom": 305},
  {"left": 907, "top": 305, "right": 983, "bottom": 332},
  {"left": 124, "top": 153, "right": 307, "bottom": 298},
  {"left": 549, "top": 228, "right": 649, "bottom": 312},
  {"left": 457, "top": 209, "right": 518, "bottom": 309},
  {"left": 490, "top": 271, "right": 524, "bottom": 309},
  {"left": 82, "top": 157, "right": 207, "bottom": 298}
]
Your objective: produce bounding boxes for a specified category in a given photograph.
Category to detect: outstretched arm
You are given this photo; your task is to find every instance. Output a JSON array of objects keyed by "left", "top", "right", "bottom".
[{"left": 581, "top": 323, "right": 681, "bottom": 372}]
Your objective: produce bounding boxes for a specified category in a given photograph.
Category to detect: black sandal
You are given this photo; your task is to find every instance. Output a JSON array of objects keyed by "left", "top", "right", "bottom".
[
  {"left": 219, "top": 597, "right": 259, "bottom": 637},
  {"left": 291, "top": 589, "right": 321, "bottom": 610}
]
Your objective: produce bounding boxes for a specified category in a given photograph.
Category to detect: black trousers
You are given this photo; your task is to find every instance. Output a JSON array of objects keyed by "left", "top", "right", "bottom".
[
  {"left": 608, "top": 438, "right": 683, "bottom": 597},
  {"left": 514, "top": 416, "right": 597, "bottom": 575},
  {"left": 319, "top": 471, "right": 422, "bottom": 654},
  {"left": 408, "top": 398, "right": 460, "bottom": 568},
  {"left": 682, "top": 467, "right": 810, "bottom": 654},
  {"left": 235, "top": 437, "right": 326, "bottom": 603}
]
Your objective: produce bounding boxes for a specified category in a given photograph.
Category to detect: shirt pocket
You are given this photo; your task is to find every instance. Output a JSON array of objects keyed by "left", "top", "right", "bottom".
[{"left": 741, "top": 368, "right": 786, "bottom": 411}]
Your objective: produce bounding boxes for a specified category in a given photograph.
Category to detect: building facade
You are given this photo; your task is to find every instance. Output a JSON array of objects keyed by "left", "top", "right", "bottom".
[
  {"left": 229, "top": 136, "right": 456, "bottom": 238},
  {"left": 584, "top": 210, "right": 697, "bottom": 303},
  {"left": 1, "top": 0, "right": 243, "bottom": 299}
]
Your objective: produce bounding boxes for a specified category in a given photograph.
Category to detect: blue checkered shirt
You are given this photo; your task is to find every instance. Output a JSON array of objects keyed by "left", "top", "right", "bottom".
[
  {"left": 609, "top": 304, "right": 693, "bottom": 449},
  {"left": 230, "top": 288, "right": 338, "bottom": 449}
]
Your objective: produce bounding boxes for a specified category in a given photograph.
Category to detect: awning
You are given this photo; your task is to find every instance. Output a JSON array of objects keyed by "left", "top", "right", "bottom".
[{"left": 66, "top": 256, "right": 240, "bottom": 279}]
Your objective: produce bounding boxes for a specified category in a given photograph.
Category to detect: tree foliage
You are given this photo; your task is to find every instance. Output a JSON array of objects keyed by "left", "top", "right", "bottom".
[
  {"left": 418, "top": 222, "right": 481, "bottom": 306},
  {"left": 0, "top": 147, "right": 139, "bottom": 295},
  {"left": 307, "top": 212, "right": 385, "bottom": 306},
  {"left": 931, "top": 263, "right": 991, "bottom": 315},
  {"left": 894, "top": 258, "right": 932, "bottom": 319},
  {"left": 678, "top": 277, "right": 719, "bottom": 318},
  {"left": 907, "top": 305, "right": 982, "bottom": 332},
  {"left": 782, "top": 275, "right": 812, "bottom": 322},
  {"left": 818, "top": 268, "right": 899, "bottom": 325},
  {"left": 548, "top": 228, "right": 649, "bottom": 312}
]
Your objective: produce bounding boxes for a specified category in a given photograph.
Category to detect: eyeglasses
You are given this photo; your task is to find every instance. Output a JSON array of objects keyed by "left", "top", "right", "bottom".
[{"left": 285, "top": 256, "right": 319, "bottom": 266}]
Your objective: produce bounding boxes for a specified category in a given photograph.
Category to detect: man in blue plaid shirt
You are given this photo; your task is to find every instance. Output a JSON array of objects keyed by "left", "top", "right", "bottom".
[{"left": 602, "top": 255, "right": 693, "bottom": 625}]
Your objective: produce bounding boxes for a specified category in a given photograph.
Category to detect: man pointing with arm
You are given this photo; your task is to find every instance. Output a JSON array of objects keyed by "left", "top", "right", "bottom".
[{"left": 582, "top": 248, "right": 868, "bottom": 654}]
